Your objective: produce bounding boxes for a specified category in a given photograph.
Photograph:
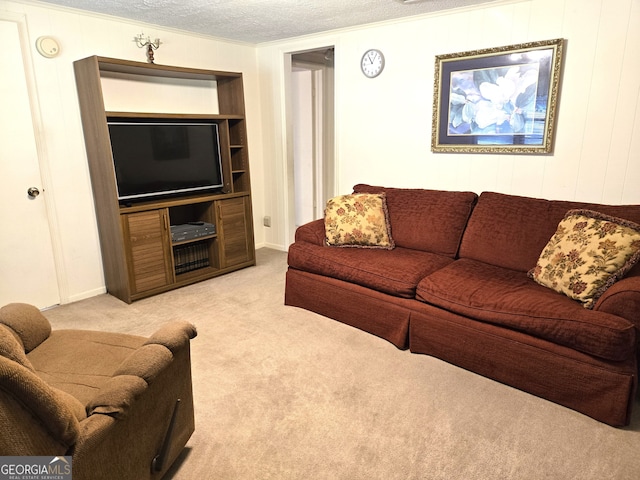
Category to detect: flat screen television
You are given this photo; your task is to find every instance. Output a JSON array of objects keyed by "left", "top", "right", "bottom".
[{"left": 107, "top": 120, "right": 224, "bottom": 202}]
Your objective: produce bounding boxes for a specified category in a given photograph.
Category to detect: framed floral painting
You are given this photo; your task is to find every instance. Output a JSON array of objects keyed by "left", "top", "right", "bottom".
[{"left": 432, "top": 38, "right": 564, "bottom": 154}]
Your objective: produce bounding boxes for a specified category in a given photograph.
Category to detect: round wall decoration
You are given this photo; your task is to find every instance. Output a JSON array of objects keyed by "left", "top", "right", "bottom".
[
  {"left": 35, "top": 36, "right": 60, "bottom": 58},
  {"left": 360, "top": 49, "right": 385, "bottom": 78}
]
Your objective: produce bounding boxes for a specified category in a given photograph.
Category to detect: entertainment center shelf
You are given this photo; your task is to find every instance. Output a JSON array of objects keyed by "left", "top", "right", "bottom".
[{"left": 74, "top": 55, "right": 255, "bottom": 303}]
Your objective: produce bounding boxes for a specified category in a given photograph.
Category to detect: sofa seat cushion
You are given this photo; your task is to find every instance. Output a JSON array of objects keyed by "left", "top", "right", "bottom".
[
  {"left": 353, "top": 184, "right": 477, "bottom": 257},
  {"left": 288, "top": 242, "right": 453, "bottom": 298},
  {"left": 415, "top": 258, "right": 636, "bottom": 361}
]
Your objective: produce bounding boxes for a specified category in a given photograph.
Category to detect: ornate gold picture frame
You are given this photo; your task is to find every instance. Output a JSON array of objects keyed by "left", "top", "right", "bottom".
[{"left": 432, "top": 38, "right": 564, "bottom": 154}]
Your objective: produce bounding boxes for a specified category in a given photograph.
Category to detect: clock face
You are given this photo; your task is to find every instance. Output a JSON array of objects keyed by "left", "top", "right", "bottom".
[{"left": 361, "top": 49, "right": 385, "bottom": 78}]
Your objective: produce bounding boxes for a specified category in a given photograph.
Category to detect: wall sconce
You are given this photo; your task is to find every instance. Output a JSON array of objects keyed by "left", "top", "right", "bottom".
[{"left": 133, "top": 33, "right": 161, "bottom": 64}]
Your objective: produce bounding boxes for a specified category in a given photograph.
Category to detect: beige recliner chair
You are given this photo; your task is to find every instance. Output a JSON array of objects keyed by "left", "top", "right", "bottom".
[{"left": 0, "top": 303, "right": 196, "bottom": 479}]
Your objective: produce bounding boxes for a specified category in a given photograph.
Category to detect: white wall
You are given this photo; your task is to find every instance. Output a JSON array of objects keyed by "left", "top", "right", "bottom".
[
  {"left": 3, "top": 0, "right": 640, "bottom": 303},
  {"left": 2, "top": 0, "right": 263, "bottom": 304},
  {"left": 257, "top": 0, "right": 640, "bottom": 249}
]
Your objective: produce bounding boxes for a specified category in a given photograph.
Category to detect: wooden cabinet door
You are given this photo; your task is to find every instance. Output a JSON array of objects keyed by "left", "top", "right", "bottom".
[
  {"left": 217, "top": 197, "right": 254, "bottom": 268},
  {"left": 122, "top": 209, "right": 174, "bottom": 295}
]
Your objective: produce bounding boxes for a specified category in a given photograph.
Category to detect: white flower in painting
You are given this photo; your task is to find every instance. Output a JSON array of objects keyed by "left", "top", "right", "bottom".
[
  {"left": 475, "top": 100, "right": 509, "bottom": 129},
  {"left": 450, "top": 92, "right": 467, "bottom": 106},
  {"left": 480, "top": 67, "right": 537, "bottom": 106},
  {"left": 475, "top": 66, "right": 539, "bottom": 131},
  {"left": 479, "top": 75, "right": 516, "bottom": 109}
]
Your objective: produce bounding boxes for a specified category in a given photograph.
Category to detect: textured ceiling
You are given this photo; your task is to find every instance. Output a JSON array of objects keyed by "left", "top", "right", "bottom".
[{"left": 36, "top": 0, "right": 495, "bottom": 44}]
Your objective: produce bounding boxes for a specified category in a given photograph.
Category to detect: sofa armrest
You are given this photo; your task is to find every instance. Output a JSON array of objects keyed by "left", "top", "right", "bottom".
[
  {"left": 0, "top": 303, "right": 51, "bottom": 353},
  {"left": 294, "top": 219, "right": 326, "bottom": 246},
  {"left": 595, "top": 276, "right": 640, "bottom": 332}
]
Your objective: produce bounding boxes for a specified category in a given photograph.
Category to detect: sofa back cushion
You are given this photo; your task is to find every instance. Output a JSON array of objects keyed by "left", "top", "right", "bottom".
[
  {"left": 353, "top": 184, "right": 477, "bottom": 257},
  {"left": 459, "top": 192, "right": 640, "bottom": 272}
]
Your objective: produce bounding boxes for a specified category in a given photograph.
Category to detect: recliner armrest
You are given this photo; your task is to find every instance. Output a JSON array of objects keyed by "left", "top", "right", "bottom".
[
  {"left": 86, "top": 375, "right": 148, "bottom": 418},
  {"left": 86, "top": 321, "right": 196, "bottom": 418},
  {"left": 144, "top": 320, "right": 197, "bottom": 353},
  {"left": 0, "top": 356, "right": 82, "bottom": 453}
]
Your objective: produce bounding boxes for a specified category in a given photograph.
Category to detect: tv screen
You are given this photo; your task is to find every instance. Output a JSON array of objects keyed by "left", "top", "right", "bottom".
[{"left": 107, "top": 120, "right": 224, "bottom": 202}]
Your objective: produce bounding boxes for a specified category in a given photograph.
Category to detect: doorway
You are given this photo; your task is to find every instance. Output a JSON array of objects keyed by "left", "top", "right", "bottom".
[
  {"left": 0, "top": 17, "right": 60, "bottom": 309},
  {"left": 290, "top": 47, "right": 335, "bottom": 231}
]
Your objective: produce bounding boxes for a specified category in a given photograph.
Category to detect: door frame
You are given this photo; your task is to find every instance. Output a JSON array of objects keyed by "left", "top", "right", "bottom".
[
  {"left": 285, "top": 46, "right": 336, "bottom": 245},
  {"left": 2, "top": 12, "right": 65, "bottom": 306},
  {"left": 291, "top": 63, "right": 324, "bottom": 226}
]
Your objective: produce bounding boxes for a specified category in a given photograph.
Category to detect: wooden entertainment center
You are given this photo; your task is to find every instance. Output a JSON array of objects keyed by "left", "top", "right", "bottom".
[{"left": 74, "top": 56, "right": 255, "bottom": 303}]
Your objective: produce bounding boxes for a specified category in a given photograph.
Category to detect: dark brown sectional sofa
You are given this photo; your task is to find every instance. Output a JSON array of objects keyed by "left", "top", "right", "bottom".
[{"left": 285, "top": 184, "right": 640, "bottom": 427}]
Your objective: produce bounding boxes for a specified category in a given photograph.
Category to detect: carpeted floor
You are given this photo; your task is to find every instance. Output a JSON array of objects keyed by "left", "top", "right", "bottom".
[{"left": 43, "top": 248, "right": 640, "bottom": 479}]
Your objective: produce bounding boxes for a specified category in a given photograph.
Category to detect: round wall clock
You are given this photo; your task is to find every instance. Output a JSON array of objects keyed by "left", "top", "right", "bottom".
[{"left": 360, "top": 49, "right": 385, "bottom": 78}]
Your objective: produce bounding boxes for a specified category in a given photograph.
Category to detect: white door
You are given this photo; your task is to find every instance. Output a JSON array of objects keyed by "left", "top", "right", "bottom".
[
  {"left": 0, "top": 19, "right": 60, "bottom": 309},
  {"left": 292, "top": 68, "right": 316, "bottom": 227},
  {"left": 289, "top": 48, "right": 335, "bottom": 243}
]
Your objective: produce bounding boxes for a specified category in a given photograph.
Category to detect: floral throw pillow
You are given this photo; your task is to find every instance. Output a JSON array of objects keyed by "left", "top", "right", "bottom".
[
  {"left": 324, "top": 193, "right": 394, "bottom": 249},
  {"left": 529, "top": 209, "right": 640, "bottom": 308}
]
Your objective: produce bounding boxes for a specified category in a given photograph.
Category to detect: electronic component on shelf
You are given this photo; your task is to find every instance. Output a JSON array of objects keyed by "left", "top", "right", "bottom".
[{"left": 170, "top": 222, "right": 216, "bottom": 242}]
